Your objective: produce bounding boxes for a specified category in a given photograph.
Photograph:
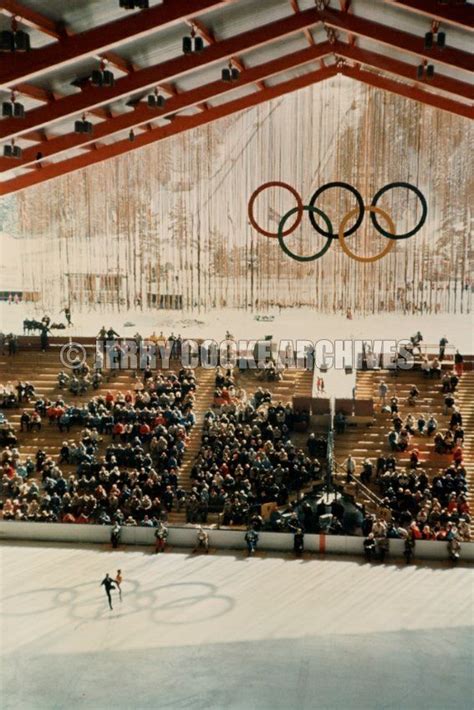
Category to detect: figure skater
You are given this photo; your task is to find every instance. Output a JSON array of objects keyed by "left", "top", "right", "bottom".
[
  {"left": 115, "top": 569, "right": 123, "bottom": 601},
  {"left": 101, "top": 573, "right": 116, "bottom": 610}
]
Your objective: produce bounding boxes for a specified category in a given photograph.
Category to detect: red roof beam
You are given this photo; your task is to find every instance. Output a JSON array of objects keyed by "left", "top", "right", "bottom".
[
  {"left": 341, "top": 65, "right": 474, "bottom": 120},
  {"left": 0, "top": 64, "right": 338, "bottom": 195},
  {"left": 0, "top": 7, "right": 324, "bottom": 142},
  {"left": 0, "top": 0, "right": 64, "bottom": 39},
  {"left": 321, "top": 7, "right": 473, "bottom": 72},
  {"left": 336, "top": 42, "right": 474, "bottom": 101},
  {"left": 383, "top": 0, "right": 474, "bottom": 31},
  {"left": 0, "top": 0, "right": 238, "bottom": 87},
  {"left": 0, "top": 42, "right": 333, "bottom": 173},
  {"left": 188, "top": 18, "right": 266, "bottom": 90}
]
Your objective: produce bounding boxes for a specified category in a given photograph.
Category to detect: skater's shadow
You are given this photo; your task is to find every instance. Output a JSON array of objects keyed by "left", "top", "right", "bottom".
[{"left": 1, "top": 579, "right": 235, "bottom": 625}]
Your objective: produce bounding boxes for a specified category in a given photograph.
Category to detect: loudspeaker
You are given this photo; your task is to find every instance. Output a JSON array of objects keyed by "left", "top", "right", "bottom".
[
  {"left": 182, "top": 36, "right": 192, "bottom": 54},
  {"left": 14, "top": 30, "right": 30, "bottom": 52},
  {"left": 13, "top": 102, "right": 25, "bottom": 118},
  {"left": 0, "top": 31, "right": 14, "bottom": 52},
  {"left": 4, "top": 144, "right": 22, "bottom": 158},
  {"left": 194, "top": 36, "right": 204, "bottom": 52},
  {"left": 2, "top": 102, "right": 13, "bottom": 117},
  {"left": 102, "top": 70, "right": 115, "bottom": 87},
  {"left": 91, "top": 70, "right": 103, "bottom": 87}
]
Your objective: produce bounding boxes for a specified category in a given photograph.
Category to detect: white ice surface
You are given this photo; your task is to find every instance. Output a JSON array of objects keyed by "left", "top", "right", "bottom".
[
  {"left": 2, "top": 303, "right": 473, "bottom": 350},
  {"left": 0, "top": 542, "right": 472, "bottom": 710}
]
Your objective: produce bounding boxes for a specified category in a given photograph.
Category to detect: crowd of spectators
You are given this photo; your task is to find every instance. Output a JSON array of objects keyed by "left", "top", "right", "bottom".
[
  {"left": 0, "top": 337, "right": 471, "bottom": 553},
  {"left": 186, "top": 367, "right": 322, "bottom": 527},
  {"left": 357, "top": 363, "right": 470, "bottom": 545},
  {"left": 1, "top": 368, "right": 196, "bottom": 525}
]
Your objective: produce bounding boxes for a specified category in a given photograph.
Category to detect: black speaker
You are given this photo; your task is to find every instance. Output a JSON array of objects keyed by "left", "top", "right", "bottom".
[
  {"left": 156, "top": 94, "right": 166, "bottom": 109},
  {"left": 194, "top": 36, "right": 204, "bottom": 52},
  {"left": 424, "top": 32, "right": 433, "bottom": 49},
  {"left": 221, "top": 68, "right": 231, "bottom": 82},
  {"left": 426, "top": 64, "right": 434, "bottom": 79},
  {"left": 182, "top": 36, "right": 192, "bottom": 54},
  {"left": 13, "top": 102, "right": 25, "bottom": 118},
  {"left": 102, "top": 70, "right": 115, "bottom": 87},
  {"left": 2, "top": 102, "right": 13, "bottom": 117},
  {"left": 0, "top": 31, "right": 14, "bottom": 52},
  {"left": 91, "top": 70, "right": 103, "bottom": 87},
  {"left": 147, "top": 94, "right": 157, "bottom": 108},
  {"left": 416, "top": 65, "right": 424, "bottom": 80},
  {"left": 231, "top": 68, "right": 240, "bottom": 81},
  {"left": 437, "top": 32, "right": 446, "bottom": 48},
  {"left": 4, "top": 144, "right": 22, "bottom": 158},
  {"left": 14, "top": 30, "right": 30, "bottom": 52},
  {"left": 74, "top": 119, "right": 93, "bottom": 134}
]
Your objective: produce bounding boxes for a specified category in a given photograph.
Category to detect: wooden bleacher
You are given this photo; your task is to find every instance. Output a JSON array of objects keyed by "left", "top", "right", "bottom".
[
  {"left": 334, "top": 365, "right": 474, "bottom": 533},
  {"left": 0, "top": 346, "right": 317, "bottom": 527}
]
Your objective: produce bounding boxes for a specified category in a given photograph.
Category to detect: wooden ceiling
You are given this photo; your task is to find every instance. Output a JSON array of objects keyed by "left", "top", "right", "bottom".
[{"left": 0, "top": 0, "right": 472, "bottom": 195}]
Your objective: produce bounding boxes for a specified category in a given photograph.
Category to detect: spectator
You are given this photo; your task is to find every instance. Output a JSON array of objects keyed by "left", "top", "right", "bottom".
[
  {"left": 454, "top": 350, "right": 464, "bottom": 377},
  {"left": 193, "top": 526, "right": 209, "bottom": 554}
]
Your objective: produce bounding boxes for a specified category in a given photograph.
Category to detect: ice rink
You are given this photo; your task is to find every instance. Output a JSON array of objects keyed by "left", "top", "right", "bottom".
[
  {"left": 0, "top": 542, "right": 472, "bottom": 710},
  {"left": 1, "top": 302, "right": 473, "bottom": 351}
]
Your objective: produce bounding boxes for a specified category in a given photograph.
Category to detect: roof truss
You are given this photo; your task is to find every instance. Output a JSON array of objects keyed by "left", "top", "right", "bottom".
[{"left": 0, "top": 0, "right": 472, "bottom": 195}]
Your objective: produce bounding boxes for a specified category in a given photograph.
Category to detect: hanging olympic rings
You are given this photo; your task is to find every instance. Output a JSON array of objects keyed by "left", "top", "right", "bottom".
[
  {"left": 247, "top": 181, "right": 303, "bottom": 238},
  {"left": 278, "top": 205, "right": 333, "bottom": 263},
  {"left": 338, "top": 206, "right": 395, "bottom": 263},
  {"left": 370, "top": 181, "right": 427, "bottom": 240},
  {"left": 309, "top": 181, "right": 365, "bottom": 238},
  {"left": 247, "top": 181, "right": 427, "bottom": 262}
]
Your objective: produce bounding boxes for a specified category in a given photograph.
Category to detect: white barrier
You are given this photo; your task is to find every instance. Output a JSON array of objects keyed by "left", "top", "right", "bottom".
[{"left": 0, "top": 521, "right": 472, "bottom": 562}]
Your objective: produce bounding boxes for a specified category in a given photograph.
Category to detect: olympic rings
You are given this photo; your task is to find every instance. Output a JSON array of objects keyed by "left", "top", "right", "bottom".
[
  {"left": 309, "top": 181, "right": 365, "bottom": 239},
  {"left": 370, "top": 181, "right": 428, "bottom": 240},
  {"left": 338, "top": 206, "right": 395, "bottom": 263},
  {"left": 248, "top": 181, "right": 303, "bottom": 238},
  {"left": 248, "top": 180, "right": 427, "bottom": 263},
  {"left": 278, "top": 205, "right": 333, "bottom": 262}
]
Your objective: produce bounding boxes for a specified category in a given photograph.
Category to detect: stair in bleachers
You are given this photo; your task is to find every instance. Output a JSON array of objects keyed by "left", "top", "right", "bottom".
[{"left": 334, "top": 366, "right": 473, "bottom": 531}]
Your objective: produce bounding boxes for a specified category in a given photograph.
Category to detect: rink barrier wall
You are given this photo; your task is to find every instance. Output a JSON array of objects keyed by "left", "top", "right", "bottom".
[{"left": 0, "top": 521, "right": 473, "bottom": 562}]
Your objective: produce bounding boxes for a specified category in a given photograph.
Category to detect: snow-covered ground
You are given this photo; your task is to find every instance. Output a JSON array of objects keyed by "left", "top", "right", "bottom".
[
  {"left": 2, "top": 302, "right": 473, "bottom": 351},
  {"left": 0, "top": 542, "right": 472, "bottom": 710}
]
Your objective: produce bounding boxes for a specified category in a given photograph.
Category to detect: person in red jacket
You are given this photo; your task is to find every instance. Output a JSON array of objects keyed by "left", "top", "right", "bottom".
[
  {"left": 453, "top": 446, "right": 463, "bottom": 465},
  {"left": 112, "top": 422, "right": 124, "bottom": 441}
]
